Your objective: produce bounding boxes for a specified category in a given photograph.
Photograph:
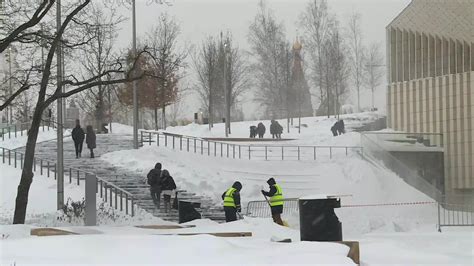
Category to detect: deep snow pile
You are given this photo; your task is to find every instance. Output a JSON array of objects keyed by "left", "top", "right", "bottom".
[
  {"left": 0, "top": 164, "right": 167, "bottom": 226},
  {"left": 0, "top": 128, "right": 61, "bottom": 149}
]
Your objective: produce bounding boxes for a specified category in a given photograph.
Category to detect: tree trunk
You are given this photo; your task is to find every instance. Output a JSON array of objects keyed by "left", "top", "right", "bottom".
[
  {"left": 13, "top": 105, "right": 43, "bottom": 224},
  {"left": 162, "top": 106, "right": 166, "bottom": 130},
  {"left": 154, "top": 107, "right": 158, "bottom": 130}
]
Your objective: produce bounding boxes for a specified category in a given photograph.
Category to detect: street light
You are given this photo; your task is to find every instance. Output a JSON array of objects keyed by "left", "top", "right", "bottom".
[
  {"left": 223, "top": 37, "right": 231, "bottom": 137},
  {"left": 56, "top": 0, "right": 64, "bottom": 210},
  {"left": 7, "top": 46, "right": 12, "bottom": 124},
  {"left": 132, "top": 0, "right": 139, "bottom": 149}
]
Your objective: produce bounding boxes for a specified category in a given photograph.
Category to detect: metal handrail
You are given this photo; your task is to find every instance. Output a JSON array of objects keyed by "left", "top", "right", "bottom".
[{"left": 140, "top": 131, "right": 363, "bottom": 160}]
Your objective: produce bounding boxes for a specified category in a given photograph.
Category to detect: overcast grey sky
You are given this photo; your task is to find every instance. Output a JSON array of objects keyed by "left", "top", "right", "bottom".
[{"left": 115, "top": 0, "right": 411, "bottom": 119}]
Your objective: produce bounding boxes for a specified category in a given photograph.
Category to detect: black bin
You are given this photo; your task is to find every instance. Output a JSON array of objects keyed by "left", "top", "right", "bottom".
[
  {"left": 178, "top": 201, "right": 202, "bottom": 224},
  {"left": 299, "top": 197, "right": 342, "bottom": 241}
]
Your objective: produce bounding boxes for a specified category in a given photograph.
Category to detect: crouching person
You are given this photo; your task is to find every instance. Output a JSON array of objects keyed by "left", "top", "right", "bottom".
[
  {"left": 222, "top": 181, "right": 242, "bottom": 222},
  {"left": 160, "top": 169, "right": 177, "bottom": 213}
]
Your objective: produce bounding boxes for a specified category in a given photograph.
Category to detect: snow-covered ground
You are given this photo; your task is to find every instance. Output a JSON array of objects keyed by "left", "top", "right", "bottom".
[
  {"left": 0, "top": 128, "right": 61, "bottom": 150},
  {"left": 1, "top": 113, "right": 473, "bottom": 265},
  {"left": 0, "top": 164, "right": 166, "bottom": 226},
  {"left": 162, "top": 111, "right": 383, "bottom": 146}
]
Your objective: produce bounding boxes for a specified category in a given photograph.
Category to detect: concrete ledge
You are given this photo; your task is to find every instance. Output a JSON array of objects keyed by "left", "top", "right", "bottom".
[
  {"left": 135, "top": 225, "right": 195, "bottom": 229},
  {"left": 159, "top": 232, "right": 252, "bottom": 237},
  {"left": 31, "top": 228, "right": 78, "bottom": 237}
]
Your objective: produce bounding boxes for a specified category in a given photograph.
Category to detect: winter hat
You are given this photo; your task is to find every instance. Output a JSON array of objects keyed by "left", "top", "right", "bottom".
[
  {"left": 232, "top": 181, "right": 242, "bottom": 191},
  {"left": 267, "top": 177, "right": 276, "bottom": 185},
  {"left": 155, "top": 163, "right": 162, "bottom": 170}
]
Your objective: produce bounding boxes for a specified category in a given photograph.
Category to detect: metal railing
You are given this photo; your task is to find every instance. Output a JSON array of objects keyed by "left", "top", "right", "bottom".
[
  {"left": 140, "top": 131, "right": 363, "bottom": 161},
  {"left": 361, "top": 132, "right": 443, "bottom": 201},
  {"left": 246, "top": 198, "right": 299, "bottom": 217},
  {"left": 438, "top": 198, "right": 474, "bottom": 232},
  {"left": 0, "top": 146, "right": 137, "bottom": 217},
  {"left": 0, "top": 120, "right": 57, "bottom": 141},
  {"left": 247, "top": 197, "right": 474, "bottom": 231}
]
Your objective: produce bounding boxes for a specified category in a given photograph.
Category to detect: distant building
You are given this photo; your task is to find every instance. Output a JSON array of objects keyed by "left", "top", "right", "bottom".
[{"left": 386, "top": 0, "right": 473, "bottom": 202}]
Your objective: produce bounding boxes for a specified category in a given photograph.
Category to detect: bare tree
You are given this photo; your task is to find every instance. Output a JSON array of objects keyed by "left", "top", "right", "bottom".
[
  {"left": 193, "top": 33, "right": 249, "bottom": 125},
  {"left": 75, "top": 3, "right": 124, "bottom": 132},
  {"left": 346, "top": 12, "right": 366, "bottom": 112},
  {"left": 248, "top": 0, "right": 289, "bottom": 118},
  {"left": 2, "top": 0, "right": 152, "bottom": 224},
  {"left": 146, "top": 13, "right": 187, "bottom": 130},
  {"left": 364, "top": 42, "right": 384, "bottom": 109},
  {"left": 299, "top": 0, "right": 333, "bottom": 116}
]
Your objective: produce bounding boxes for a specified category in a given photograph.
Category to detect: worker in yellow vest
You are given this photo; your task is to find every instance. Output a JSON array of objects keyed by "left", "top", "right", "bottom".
[
  {"left": 261, "top": 177, "right": 284, "bottom": 225},
  {"left": 222, "top": 181, "right": 242, "bottom": 222}
]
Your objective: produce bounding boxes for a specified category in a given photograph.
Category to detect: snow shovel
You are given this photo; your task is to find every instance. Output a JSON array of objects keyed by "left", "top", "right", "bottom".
[{"left": 263, "top": 194, "right": 289, "bottom": 227}]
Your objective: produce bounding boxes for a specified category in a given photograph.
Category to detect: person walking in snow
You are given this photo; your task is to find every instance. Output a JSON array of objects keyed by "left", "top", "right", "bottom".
[
  {"left": 160, "top": 169, "right": 177, "bottom": 212},
  {"left": 85, "top": 125, "right": 96, "bottom": 158},
  {"left": 270, "top": 120, "right": 283, "bottom": 139},
  {"left": 261, "top": 177, "right": 284, "bottom": 226},
  {"left": 257, "top": 122, "right": 266, "bottom": 138},
  {"left": 147, "top": 163, "right": 163, "bottom": 208},
  {"left": 71, "top": 119, "right": 85, "bottom": 158},
  {"left": 222, "top": 181, "right": 242, "bottom": 222},
  {"left": 249, "top": 125, "right": 257, "bottom": 138}
]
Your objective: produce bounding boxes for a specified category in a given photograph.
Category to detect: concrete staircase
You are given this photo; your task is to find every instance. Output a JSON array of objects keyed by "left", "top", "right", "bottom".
[{"left": 16, "top": 133, "right": 225, "bottom": 222}]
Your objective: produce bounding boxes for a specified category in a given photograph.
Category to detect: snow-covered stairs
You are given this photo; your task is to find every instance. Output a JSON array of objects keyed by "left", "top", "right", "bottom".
[{"left": 17, "top": 133, "right": 225, "bottom": 222}]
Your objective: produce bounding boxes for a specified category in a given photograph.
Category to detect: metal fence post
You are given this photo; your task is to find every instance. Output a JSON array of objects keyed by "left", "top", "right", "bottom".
[
  {"left": 330, "top": 147, "right": 332, "bottom": 159},
  {"left": 69, "top": 168, "right": 72, "bottom": 183},
  {"left": 173, "top": 135, "right": 175, "bottom": 149},
  {"left": 187, "top": 138, "right": 190, "bottom": 152},
  {"left": 1, "top": 128, "right": 4, "bottom": 141},
  {"left": 201, "top": 140, "right": 203, "bottom": 154},
  {"left": 14, "top": 124, "right": 17, "bottom": 138},
  {"left": 47, "top": 161, "right": 50, "bottom": 177},
  {"left": 54, "top": 163, "right": 57, "bottom": 180},
  {"left": 8, "top": 150, "right": 11, "bottom": 165},
  {"left": 438, "top": 203, "right": 442, "bottom": 232},
  {"left": 297, "top": 146, "right": 300, "bottom": 160},
  {"left": 14, "top": 151, "right": 17, "bottom": 168},
  {"left": 207, "top": 141, "right": 210, "bottom": 155},
  {"left": 109, "top": 186, "right": 113, "bottom": 206},
  {"left": 131, "top": 199, "right": 135, "bottom": 217},
  {"left": 100, "top": 180, "right": 103, "bottom": 198},
  {"left": 85, "top": 173, "right": 97, "bottom": 226},
  {"left": 281, "top": 146, "right": 284, "bottom": 160},
  {"left": 165, "top": 134, "right": 168, "bottom": 147},
  {"left": 157, "top": 133, "right": 160, "bottom": 146},
  {"left": 120, "top": 191, "right": 123, "bottom": 211},
  {"left": 220, "top": 143, "right": 223, "bottom": 157},
  {"left": 40, "top": 159, "right": 43, "bottom": 175},
  {"left": 214, "top": 142, "right": 217, "bottom": 156},
  {"left": 239, "top": 145, "right": 241, "bottom": 159},
  {"left": 125, "top": 194, "right": 129, "bottom": 215},
  {"left": 227, "top": 144, "right": 229, "bottom": 158},
  {"left": 149, "top": 132, "right": 152, "bottom": 145},
  {"left": 77, "top": 170, "right": 80, "bottom": 185},
  {"left": 248, "top": 146, "right": 251, "bottom": 160},
  {"left": 265, "top": 146, "right": 267, "bottom": 160},
  {"left": 104, "top": 186, "right": 108, "bottom": 202},
  {"left": 180, "top": 137, "right": 183, "bottom": 150},
  {"left": 194, "top": 139, "right": 196, "bottom": 153},
  {"left": 233, "top": 145, "right": 235, "bottom": 159}
]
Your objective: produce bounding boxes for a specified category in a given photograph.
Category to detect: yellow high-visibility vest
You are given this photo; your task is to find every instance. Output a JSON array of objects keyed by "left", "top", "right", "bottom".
[
  {"left": 223, "top": 187, "right": 237, "bottom": 207},
  {"left": 270, "top": 184, "right": 284, "bottom": 207}
]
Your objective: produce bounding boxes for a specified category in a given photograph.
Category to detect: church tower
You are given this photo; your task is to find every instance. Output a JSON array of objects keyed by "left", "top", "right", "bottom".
[{"left": 289, "top": 37, "right": 313, "bottom": 118}]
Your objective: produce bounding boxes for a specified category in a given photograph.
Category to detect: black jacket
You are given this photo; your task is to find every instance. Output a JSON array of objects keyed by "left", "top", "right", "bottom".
[
  {"left": 262, "top": 185, "right": 277, "bottom": 197},
  {"left": 86, "top": 131, "right": 96, "bottom": 149},
  {"left": 147, "top": 169, "right": 162, "bottom": 187},
  {"left": 72, "top": 126, "right": 85, "bottom": 143},
  {"left": 161, "top": 175, "right": 177, "bottom": 191},
  {"left": 222, "top": 189, "right": 241, "bottom": 210}
]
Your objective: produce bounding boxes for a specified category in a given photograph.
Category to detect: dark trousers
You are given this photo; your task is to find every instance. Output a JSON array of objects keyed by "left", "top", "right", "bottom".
[
  {"left": 89, "top": 148, "right": 94, "bottom": 158},
  {"left": 271, "top": 205, "right": 284, "bottom": 226},
  {"left": 150, "top": 187, "right": 161, "bottom": 208},
  {"left": 224, "top": 207, "right": 237, "bottom": 222},
  {"left": 74, "top": 141, "right": 83, "bottom": 157}
]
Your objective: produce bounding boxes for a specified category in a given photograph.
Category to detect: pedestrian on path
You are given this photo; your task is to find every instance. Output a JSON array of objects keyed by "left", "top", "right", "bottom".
[
  {"left": 71, "top": 119, "right": 85, "bottom": 158},
  {"left": 261, "top": 177, "right": 284, "bottom": 225},
  {"left": 222, "top": 181, "right": 242, "bottom": 222},
  {"left": 147, "top": 163, "right": 162, "bottom": 208},
  {"left": 160, "top": 169, "right": 177, "bottom": 212},
  {"left": 85, "top": 125, "right": 96, "bottom": 158}
]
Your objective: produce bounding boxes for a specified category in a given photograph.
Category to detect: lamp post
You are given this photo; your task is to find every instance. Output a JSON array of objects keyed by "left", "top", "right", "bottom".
[
  {"left": 8, "top": 46, "right": 12, "bottom": 124},
  {"left": 132, "top": 0, "right": 139, "bottom": 148},
  {"left": 222, "top": 36, "right": 232, "bottom": 137},
  {"left": 56, "top": 0, "right": 64, "bottom": 210}
]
